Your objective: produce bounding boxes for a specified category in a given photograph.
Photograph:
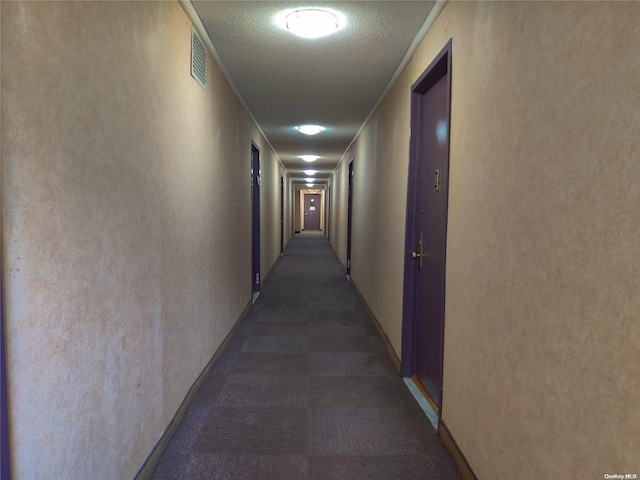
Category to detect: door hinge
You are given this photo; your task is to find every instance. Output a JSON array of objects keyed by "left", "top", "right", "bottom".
[{"left": 434, "top": 169, "right": 440, "bottom": 191}]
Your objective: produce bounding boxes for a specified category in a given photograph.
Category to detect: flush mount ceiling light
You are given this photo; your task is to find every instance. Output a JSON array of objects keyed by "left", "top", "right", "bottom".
[
  {"left": 276, "top": 8, "right": 345, "bottom": 39},
  {"left": 303, "top": 170, "right": 317, "bottom": 176},
  {"left": 305, "top": 177, "right": 315, "bottom": 182},
  {"left": 295, "top": 125, "right": 326, "bottom": 136},
  {"left": 300, "top": 155, "right": 319, "bottom": 163},
  {"left": 306, "top": 183, "right": 314, "bottom": 187}
]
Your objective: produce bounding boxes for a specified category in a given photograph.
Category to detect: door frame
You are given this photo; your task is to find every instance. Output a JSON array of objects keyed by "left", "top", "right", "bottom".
[
  {"left": 326, "top": 185, "right": 330, "bottom": 242},
  {"left": 280, "top": 175, "right": 284, "bottom": 256},
  {"left": 303, "top": 193, "right": 322, "bottom": 231},
  {"left": 1, "top": 251, "right": 9, "bottom": 478},
  {"left": 346, "top": 158, "right": 354, "bottom": 278},
  {"left": 292, "top": 187, "right": 296, "bottom": 235},
  {"left": 251, "top": 143, "right": 261, "bottom": 296},
  {"left": 400, "top": 40, "right": 452, "bottom": 400},
  {"left": 1, "top": 149, "right": 9, "bottom": 477}
]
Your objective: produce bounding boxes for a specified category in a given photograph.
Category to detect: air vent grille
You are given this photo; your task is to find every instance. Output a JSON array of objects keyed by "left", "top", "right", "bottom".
[{"left": 191, "top": 27, "right": 207, "bottom": 90}]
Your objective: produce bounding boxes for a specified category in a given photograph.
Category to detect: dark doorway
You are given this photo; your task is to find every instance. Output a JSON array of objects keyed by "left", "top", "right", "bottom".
[
  {"left": 251, "top": 144, "right": 261, "bottom": 297},
  {"left": 303, "top": 194, "right": 321, "bottom": 231},
  {"left": 280, "top": 175, "right": 284, "bottom": 256},
  {"left": 401, "top": 40, "right": 452, "bottom": 413},
  {"left": 346, "top": 159, "right": 354, "bottom": 277}
]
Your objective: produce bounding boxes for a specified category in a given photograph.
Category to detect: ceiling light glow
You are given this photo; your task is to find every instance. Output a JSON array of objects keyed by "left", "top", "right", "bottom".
[
  {"left": 303, "top": 170, "right": 317, "bottom": 176},
  {"left": 306, "top": 183, "right": 314, "bottom": 187},
  {"left": 300, "top": 155, "right": 319, "bottom": 163},
  {"left": 305, "top": 177, "right": 315, "bottom": 182},
  {"left": 282, "top": 8, "right": 344, "bottom": 39},
  {"left": 295, "top": 125, "right": 326, "bottom": 136}
]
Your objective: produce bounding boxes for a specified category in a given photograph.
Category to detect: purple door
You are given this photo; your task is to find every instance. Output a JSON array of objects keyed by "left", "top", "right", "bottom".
[
  {"left": 251, "top": 145, "right": 260, "bottom": 293},
  {"left": 402, "top": 41, "right": 451, "bottom": 412},
  {"left": 346, "top": 160, "right": 353, "bottom": 276},
  {"left": 414, "top": 72, "right": 449, "bottom": 409},
  {"left": 280, "top": 176, "right": 284, "bottom": 255},
  {"left": 303, "top": 194, "right": 321, "bottom": 230}
]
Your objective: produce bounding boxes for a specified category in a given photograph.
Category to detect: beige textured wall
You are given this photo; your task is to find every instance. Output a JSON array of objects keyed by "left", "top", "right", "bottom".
[
  {"left": 294, "top": 187, "right": 301, "bottom": 232},
  {"left": 329, "top": 70, "right": 412, "bottom": 353},
  {"left": 424, "top": 3, "right": 639, "bottom": 477},
  {"left": 1, "top": 2, "right": 286, "bottom": 478},
  {"left": 263, "top": 164, "right": 292, "bottom": 264},
  {"left": 330, "top": 1, "right": 639, "bottom": 478},
  {"left": 258, "top": 147, "right": 285, "bottom": 278},
  {"left": 283, "top": 174, "right": 293, "bottom": 250},
  {"left": 328, "top": 158, "right": 349, "bottom": 267},
  {"left": 347, "top": 68, "right": 412, "bottom": 353}
]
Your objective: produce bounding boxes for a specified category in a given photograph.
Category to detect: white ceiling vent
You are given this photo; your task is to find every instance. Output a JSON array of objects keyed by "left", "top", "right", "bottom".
[{"left": 191, "top": 26, "right": 207, "bottom": 90}]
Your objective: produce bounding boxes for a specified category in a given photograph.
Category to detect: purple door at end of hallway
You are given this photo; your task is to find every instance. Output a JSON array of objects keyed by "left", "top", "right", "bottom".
[{"left": 303, "top": 194, "right": 321, "bottom": 231}]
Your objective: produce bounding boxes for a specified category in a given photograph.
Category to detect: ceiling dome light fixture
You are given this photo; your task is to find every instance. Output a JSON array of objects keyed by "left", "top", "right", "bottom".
[
  {"left": 300, "top": 155, "right": 319, "bottom": 163},
  {"left": 306, "top": 183, "right": 314, "bottom": 187},
  {"left": 276, "top": 8, "right": 345, "bottom": 39},
  {"left": 303, "top": 170, "right": 317, "bottom": 176},
  {"left": 304, "top": 177, "right": 315, "bottom": 182},
  {"left": 295, "top": 125, "right": 326, "bottom": 136}
]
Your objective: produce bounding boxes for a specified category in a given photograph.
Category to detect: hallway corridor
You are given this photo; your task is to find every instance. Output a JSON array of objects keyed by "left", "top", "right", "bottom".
[{"left": 151, "top": 233, "right": 460, "bottom": 479}]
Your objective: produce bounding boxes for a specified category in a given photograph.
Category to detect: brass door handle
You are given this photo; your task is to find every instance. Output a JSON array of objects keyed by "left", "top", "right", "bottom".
[{"left": 412, "top": 232, "right": 424, "bottom": 268}]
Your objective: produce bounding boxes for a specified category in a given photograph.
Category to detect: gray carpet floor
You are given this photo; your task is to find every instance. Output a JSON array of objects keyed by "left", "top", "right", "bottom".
[{"left": 151, "top": 232, "right": 461, "bottom": 479}]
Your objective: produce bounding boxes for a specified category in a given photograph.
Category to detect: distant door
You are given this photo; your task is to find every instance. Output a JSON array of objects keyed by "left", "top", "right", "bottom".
[
  {"left": 251, "top": 144, "right": 261, "bottom": 293},
  {"left": 292, "top": 188, "right": 296, "bottom": 235},
  {"left": 326, "top": 185, "right": 331, "bottom": 242},
  {"left": 402, "top": 41, "right": 452, "bottom": 412},
  {"left": 346, "top": 159, "right": 354, "bottom": 276},
  {"left": 303, "top": 194, "right": 321, "bottom": 230},
  {"left": 280, "top": 176, "right": 284, "bottom": 255}
]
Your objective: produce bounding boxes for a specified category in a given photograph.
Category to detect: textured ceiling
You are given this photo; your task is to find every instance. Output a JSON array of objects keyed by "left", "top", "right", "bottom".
[{"left": 191, "top": 1, "right": 436, "bottom": 185}]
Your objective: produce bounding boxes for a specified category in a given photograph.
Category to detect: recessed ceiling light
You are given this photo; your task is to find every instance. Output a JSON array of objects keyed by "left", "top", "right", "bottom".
[
  {"left": 306, "top": 183, "right": 314, "bottom": 187},
  {"left": 295, "top": 125, "right": 326, "bottom": 136},
  {"left": 303, "top": 170, "right": 317, "bottom": 176},
  {"left": 280, "top": 8, "right": 344, "bottom": 39},
  {"left": 305, "top": 177, "right": 315, "bottom": 182},
  {"left": 300, "top": 155, "right": 319, "bottom": 163}
]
